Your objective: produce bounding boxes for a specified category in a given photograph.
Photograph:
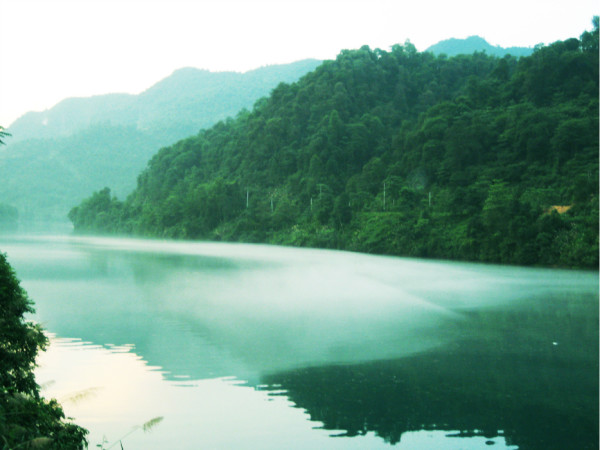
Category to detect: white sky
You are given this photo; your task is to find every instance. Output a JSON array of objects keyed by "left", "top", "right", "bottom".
[{"left": 0, "top": 0, "right": 597, "bottom": 127}]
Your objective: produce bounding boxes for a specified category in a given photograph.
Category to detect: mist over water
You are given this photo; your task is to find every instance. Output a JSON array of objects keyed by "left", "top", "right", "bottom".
[
  {"left": 1, "top": 234, "right": 597, "bottom": 449},
  {"left": 6, "top": 234, "right": 592, "bottom": 376}
]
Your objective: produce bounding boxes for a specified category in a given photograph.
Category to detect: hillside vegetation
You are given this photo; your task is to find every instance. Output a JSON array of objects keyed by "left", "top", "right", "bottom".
[
  {"left": 70, "top": 21, "right": 599, "bottom": 268},
  {"left": 0, "top": 60, "right": 320, "bottom": 223}
]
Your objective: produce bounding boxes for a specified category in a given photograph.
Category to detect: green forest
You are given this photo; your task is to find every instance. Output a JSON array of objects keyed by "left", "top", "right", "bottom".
[
  {"left": 69, "top": 20, "right": 599, "bottom": 269},
  {"left": 0, "top": 252, "right": 88, "bottom": 448},
  {"left": 1, "top": 61, "right": 320, "bottom": 224}
]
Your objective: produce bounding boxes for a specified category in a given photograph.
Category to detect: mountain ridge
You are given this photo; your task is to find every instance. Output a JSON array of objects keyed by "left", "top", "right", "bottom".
[
  {"left": 5, "top": 35, "right": 533, "bottom": 138},
  {"left": 6, "top": 59, "right": 322, "bottom": 143}
]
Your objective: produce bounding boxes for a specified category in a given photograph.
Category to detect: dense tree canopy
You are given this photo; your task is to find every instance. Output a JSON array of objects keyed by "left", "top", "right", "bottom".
[
  {"left": 1, "top": 62, "right": 321, "bottom": 224},
  {"left": 69, "top": 21, "right": 599, "bottom": 269}
]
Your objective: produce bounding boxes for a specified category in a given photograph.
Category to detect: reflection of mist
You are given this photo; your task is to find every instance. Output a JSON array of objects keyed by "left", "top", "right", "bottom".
[{"left": 157, "top": 262, "right": 460, "bottom": 373}]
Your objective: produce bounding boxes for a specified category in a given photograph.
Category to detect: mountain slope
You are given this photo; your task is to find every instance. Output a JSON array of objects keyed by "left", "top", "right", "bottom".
[
  {"left": 69, "top": 24, "right": 599, "bottom": 268},
  {"left": 0, "top": 60, "right": 321, "bottom": 224},
  {"left": 5, "top": 94, "right": 136, "bottom": 143},
  {"left": 6, "top": 60, "right": 321, "bottom": 143}
]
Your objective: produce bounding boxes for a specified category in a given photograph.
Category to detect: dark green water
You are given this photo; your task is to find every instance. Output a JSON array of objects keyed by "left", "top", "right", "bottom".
[{"left": 1, "top": 235, "right": 597, "bottom": 449}]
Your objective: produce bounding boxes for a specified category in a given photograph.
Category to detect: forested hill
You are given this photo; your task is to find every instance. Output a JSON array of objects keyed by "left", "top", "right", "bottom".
[
  {"left": 70, "top": 20, "right": 599, "bottom": 269},
  {"left": 0, "top": 60, "right": 320, "bottom": 224}
]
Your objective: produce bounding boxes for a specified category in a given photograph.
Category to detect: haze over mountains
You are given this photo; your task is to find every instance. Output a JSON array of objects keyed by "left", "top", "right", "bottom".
[
  {"left": 7, "top": 60, "right": 322, "bottom": 143},
  {"left": 6, "top": 36, "right": 530, "bottom": 139},
  {"left": 0, "top": 36, "right": 549, "bottom": 226},
  {"left": 0, "top": 60, "right": 321, "bottom": 223}
]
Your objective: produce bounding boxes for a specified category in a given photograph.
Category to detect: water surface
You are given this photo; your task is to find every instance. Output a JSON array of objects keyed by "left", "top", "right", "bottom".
[{"left": 1, "top": 235, "right": 597, "bottom": 449}]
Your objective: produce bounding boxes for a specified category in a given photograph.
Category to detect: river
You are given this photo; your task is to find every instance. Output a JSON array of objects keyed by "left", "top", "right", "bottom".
[{"left": 0, "top": 234, "right": 597, "bottom": 449}]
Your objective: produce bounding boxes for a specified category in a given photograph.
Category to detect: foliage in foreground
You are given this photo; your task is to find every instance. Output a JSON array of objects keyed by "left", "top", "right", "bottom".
[
  {"left": 0, "top": 252, "right": 88, "bottom": 449},
  {"left": 70, "top": 20, "right": 599, "bottom": 269}
]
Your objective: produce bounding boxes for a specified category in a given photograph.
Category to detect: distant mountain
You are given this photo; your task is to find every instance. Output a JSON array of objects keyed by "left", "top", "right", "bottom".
[
  {"left": 426, "top": 36, "right": 533, "bottom": 58},
  {"left": 7, "top": 59, "right": 322, "bottom": 143},
  {"left": 0, "top": 59, "right": 321, "bottom": 224}
]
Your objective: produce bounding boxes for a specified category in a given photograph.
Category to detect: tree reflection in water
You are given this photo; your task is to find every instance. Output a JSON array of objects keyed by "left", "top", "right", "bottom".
[{"left": 260, "top": 293, "right": 599, "bottom": 449}]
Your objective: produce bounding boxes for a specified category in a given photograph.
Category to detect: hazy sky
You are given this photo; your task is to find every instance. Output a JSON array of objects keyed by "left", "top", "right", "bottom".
[{"left": 0, "top": 0, "right": 597, "bottom": 127}]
